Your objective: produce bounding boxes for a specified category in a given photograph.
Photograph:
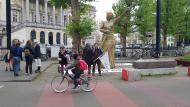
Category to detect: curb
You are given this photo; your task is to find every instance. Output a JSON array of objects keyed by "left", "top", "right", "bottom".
[{"left": 0, "top": 63, "right": 53, "bottom": 82}]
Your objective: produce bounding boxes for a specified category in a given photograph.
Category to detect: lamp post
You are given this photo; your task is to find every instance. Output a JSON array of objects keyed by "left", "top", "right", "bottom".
[
  {"left": 155, "top": 0, "right": 161, "bottom": 58},
  {"left": 6, "top": 0, "right": 11, "bottom": 49}
]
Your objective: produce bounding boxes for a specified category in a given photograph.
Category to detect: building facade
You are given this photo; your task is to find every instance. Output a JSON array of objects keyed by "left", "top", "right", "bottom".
[{"left": 0, "top": 0, "right": 72, "bottom": 48}]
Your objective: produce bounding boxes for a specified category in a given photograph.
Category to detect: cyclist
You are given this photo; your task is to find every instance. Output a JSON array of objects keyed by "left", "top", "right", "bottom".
[{"left": 64, "top": 54, "right": 84, "bottom": 89}]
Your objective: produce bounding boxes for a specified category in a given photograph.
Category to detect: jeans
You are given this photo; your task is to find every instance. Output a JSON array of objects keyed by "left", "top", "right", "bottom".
[
  {"left": 13, "top": 57, "right": 21, "bottom": 75},
  {"left": 25, "top": 55, "right": 33, "bottom": 74},
  {"left": 72, "top": 69, "right": 83, "bottom": 88}
]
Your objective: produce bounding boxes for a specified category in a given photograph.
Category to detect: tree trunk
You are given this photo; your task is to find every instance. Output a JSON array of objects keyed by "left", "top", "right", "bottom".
[
  {"left": 71, "top": 0, "right": 81, "bottom": 54},
  {"left": 121, "top": 34, "right": 127, "bottom": 57},
  {"left": 163, "top": 30, "right": 167, "bottom": 49}
]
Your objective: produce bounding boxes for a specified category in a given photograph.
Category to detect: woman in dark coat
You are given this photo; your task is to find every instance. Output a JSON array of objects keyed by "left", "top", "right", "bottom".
[
  {"left": 33, "top": 40, "right": 41, "bottom": 73},
  {"left": 82, "top": 43, "right": 94, "bottom": 74},
  {"left": 24, "top": 40, "right": 34, "bottom": 75}
]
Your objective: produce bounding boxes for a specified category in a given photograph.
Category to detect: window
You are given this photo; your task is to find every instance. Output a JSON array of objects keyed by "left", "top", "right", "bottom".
[
  {"left": 56, "top": 33, "right": 61, "bottom": 44},
  {"left": 42, "top": 15, "right": 45, "bottom": 24},
  {"left": 49, "top": 16, "right": 53, "bottom": 24},
  {"left": 30, "top": 30, "right": 36, "bottom": 42},
  {"left": 63, "top": 33, "right": 67, "bottom": 45},
  {"left": 32, "top": 12, "right": 36, "bottom": 23},
  {"left": 55, "top": 16, "right": 58, "bottom": 24},
  {"left": 13, "top": 11, "right": 18, "bottom": 22},
  {"left": 0, "top": 38, "right": 2, "bottom": 47},
  {"left": 40, "top": 31, "right": 45, "bottom": 44},
  {"left": 48, "top": 32, "right": 53, "bottom": 45},
  {"left": 64, "top": 15, "right": 67, "bottom": 26}
]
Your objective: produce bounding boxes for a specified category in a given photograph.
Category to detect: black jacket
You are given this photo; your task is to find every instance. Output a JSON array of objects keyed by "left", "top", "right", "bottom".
[
  {"left": 83, "top": 47, "right": 94, "bottom": 65},
  {"left": 34, "top": 44, "right": 41, "bottom": 58},
  {"left": 59, "top": 51, "right": 68, "bottom": 65}
]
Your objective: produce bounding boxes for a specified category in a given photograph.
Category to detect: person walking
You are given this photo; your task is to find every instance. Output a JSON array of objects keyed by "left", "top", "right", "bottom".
[
  {"left": 33, "top": 40, "right": 41, "bottom": 73},
  {"left": 82, "top": 43, "right": 94, "bottom": 74},
  {"left": 58, "top": 46, "right": 68, "bottom": 72},
  {"left": 24, "top": 40, "right": 34, "bottom": 78},
  {"left": 3, "top": 50, "right": 13, "bottom": 72},
  {"left": 92, "top": 43, "right": 103, "bottom": 76},
  {"left": 11, "top": 41, "right": 23, "bottom": 76}
]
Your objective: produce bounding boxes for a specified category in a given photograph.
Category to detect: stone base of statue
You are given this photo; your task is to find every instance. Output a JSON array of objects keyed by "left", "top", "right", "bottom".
[{"left": 132, "top": 59, "right": 177, "bottom": 76}]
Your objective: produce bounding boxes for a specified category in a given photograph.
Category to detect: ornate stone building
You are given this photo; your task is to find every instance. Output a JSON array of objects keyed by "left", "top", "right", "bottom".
[{"left": 0, "top": 0, "right": 71, "bottom": 48}]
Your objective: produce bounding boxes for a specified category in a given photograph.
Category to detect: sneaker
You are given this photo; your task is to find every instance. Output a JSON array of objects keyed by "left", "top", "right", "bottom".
[
  {"left": 72, "top": 87, "right": 78, "bottom": 90},
  {"left": 14, "top": 73, "right": 19, "bottom": 77}
]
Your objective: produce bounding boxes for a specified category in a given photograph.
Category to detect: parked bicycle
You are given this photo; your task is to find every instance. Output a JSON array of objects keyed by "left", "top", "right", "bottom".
[{"left": 51, "top": 65, "right": 97, "bottom": 93}]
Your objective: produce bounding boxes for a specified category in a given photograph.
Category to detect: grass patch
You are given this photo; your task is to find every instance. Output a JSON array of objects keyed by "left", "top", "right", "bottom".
[{"left": 181, "top": 54, "right": 190, "bottom": 61}]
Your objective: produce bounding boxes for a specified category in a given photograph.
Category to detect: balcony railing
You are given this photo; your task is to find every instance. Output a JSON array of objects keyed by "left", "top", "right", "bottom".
[{"left": 0, "top": 20, "right": 64, "bottom": 32}]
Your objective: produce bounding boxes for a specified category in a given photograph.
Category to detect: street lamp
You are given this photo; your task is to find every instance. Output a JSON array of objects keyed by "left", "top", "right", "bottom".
[
  {"left": 6, "top": 0, "right": 11, "bottom": 49},
  {"left": 155, "top": 0, "right": 161, "bottom": 58}
]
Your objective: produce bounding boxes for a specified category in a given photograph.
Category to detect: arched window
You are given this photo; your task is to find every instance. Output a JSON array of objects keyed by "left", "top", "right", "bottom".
[
  {"left": 56, "top": 32, "right": 61, "bottom": 44},
  {"left": 48, "top": 32, "right": 53, "bottom": 45},
  {"left": 40, "top": 31, "right": 45, "bottom": 44},
  {"left": 30, "top": 30, "right": 36, "bottom": 42}
]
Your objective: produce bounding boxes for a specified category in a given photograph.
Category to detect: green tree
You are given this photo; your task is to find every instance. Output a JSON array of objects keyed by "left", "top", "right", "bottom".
[
  {"left": 112, "top": 0, "right": 135, "bottom": 56},
  {"left": 134, "top": 0, "right": 156, "bottom": 43},
  {"left": 51, "top": 0, "right": 95, "bottom": 53},
  {"left": 162, "top": 0, "right": 187, "bottom": 47},
  {"left": 65, "top": 17, "right": 95, "bottom": 38}
]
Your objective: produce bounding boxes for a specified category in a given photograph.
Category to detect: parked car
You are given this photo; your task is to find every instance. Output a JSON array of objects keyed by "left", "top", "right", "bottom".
[{"left": 115, "top": 45, "right": 122, "bottom": 57}]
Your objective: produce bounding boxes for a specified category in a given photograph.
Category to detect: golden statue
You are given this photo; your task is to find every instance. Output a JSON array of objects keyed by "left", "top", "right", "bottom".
[{"left": 100, "top": 12, "right": 127, "bottom": 68}]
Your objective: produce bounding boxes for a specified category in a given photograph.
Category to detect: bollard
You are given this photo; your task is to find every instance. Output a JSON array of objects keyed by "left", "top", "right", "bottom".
[
  {"left": 188, "top": 66, "right": 190, "bottom": 76},
  {"left": 122, "top": 68, "right": 128, "bottom": 81}
]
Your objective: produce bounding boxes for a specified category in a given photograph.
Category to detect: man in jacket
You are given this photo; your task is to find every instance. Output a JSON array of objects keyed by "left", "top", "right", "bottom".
[
  {"left": 92, "top": 43, "right": 103, "bottom": 76},
  {"left": 11, "top": 41, "right": 23, "bottom": 76}
]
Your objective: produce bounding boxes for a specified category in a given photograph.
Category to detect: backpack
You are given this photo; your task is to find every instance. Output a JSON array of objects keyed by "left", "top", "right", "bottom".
[
  {"left": 79, "top": 60, "right": 88, "bottom": 71},
  {"left": 24, "top": 48, "right": 30, "bottom": 56}
]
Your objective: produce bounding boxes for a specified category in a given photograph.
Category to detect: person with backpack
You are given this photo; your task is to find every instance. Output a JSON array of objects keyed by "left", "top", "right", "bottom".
[
  {"left": 3, "top": 50, "right": 13, "bottom": 72},
  {"left": 24, "top": 40, "right": 34, "bottom": 78},
  {"left": 82, "top": 43, "right": 94, "bottom": 74},
  {"left": 92, "top": 43, "right": 103, "bottom": 76},
  {"left": 11, "top": 41, "right": 23, "bottom": 76},
  {"left": 64, "top": 54, "right": 88, "bottom": 89}
]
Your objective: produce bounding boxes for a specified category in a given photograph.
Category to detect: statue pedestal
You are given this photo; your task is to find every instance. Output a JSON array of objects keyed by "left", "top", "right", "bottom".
[
  {"left": 133, "top": 59, "right": 177, "bottom": 69},
  {"left": 131, "top": 59, "right": 177, "bottom": 76}
]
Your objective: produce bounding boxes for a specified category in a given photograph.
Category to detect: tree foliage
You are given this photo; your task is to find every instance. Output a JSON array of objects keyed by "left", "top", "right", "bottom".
[
  {"left": 65, "top": 17, "right": 95, "bottom": 38},
  {"left": 134, "top": 0, "right": 156, "bottom": 37},
  {"left": 51, "top": 0, "right": 95, "bottom": 53},
  {"left": 112, "top": 0, "right": 135, "bottom": 35},
  {"left": 160, "top": 0, "right": 190, "bottom": 46}
]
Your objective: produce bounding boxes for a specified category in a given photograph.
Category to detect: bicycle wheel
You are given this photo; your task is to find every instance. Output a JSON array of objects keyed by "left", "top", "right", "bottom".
[
  {"left": 51, "top": 76, "right": 69, "bottom": 93},
  {"left": 81, "top": 75, "right": 97, "bottom": 92}
]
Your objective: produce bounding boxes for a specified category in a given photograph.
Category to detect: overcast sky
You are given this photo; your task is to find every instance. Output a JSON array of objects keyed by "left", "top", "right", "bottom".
[{"left": 91, "top": 0, "right": 119, "bottom": 21}]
